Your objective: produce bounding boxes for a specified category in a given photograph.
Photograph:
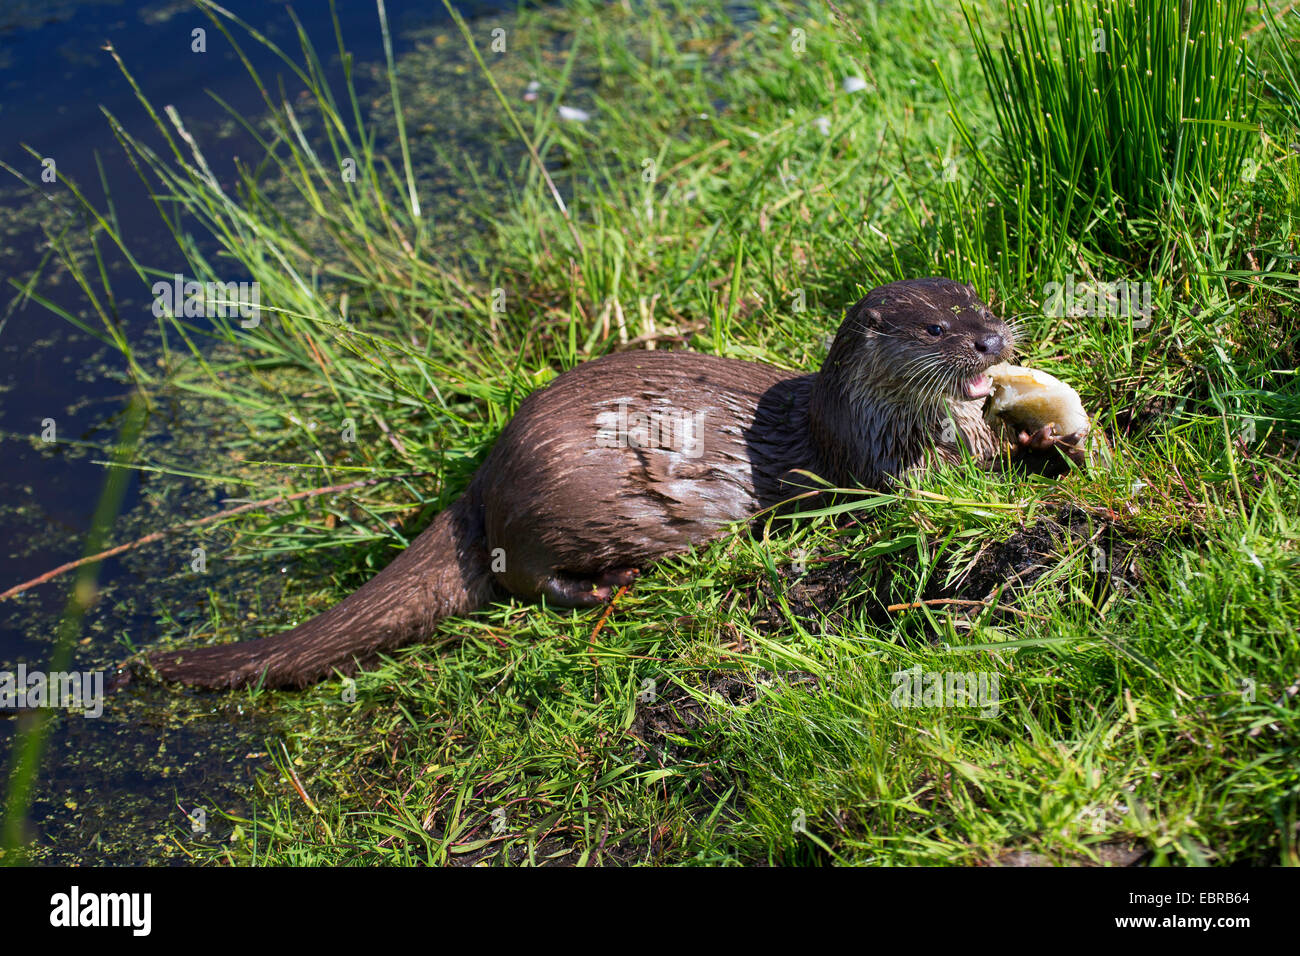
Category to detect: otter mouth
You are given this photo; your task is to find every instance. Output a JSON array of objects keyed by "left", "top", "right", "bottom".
[{"left": 960, "top": 372, "right": 993, "bottom": 400}]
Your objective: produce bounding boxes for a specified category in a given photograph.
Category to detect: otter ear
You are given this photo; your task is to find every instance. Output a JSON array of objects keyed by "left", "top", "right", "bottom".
[
  {"left": 853, "top": 305, "right": 883, "bottom": 331},
  {"left": 844, "top": 299, "right": 883, "bottom": 333}
]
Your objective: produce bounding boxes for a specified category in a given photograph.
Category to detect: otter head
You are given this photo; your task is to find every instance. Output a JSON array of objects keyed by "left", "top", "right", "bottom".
[
  {"left": 827, "top": 277, "right": 1014, "bottom": 405},
  {"left": 808, "top": 277, "right": 1016, "bottom": 487}
]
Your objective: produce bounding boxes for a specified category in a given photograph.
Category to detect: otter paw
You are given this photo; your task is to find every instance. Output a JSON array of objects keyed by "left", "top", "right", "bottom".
[
  {"left": 1012, "top": 424, "right": 1086, "bottom": 473},
  {"left": 597, "top": 567, "right": 640, "bottom": 588},
  {"left": 538, "top": 568, "right": 639, "bottom": 608}
]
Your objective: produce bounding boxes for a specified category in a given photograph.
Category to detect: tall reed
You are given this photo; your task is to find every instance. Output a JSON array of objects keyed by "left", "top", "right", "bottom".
[{"left": 945, "top": 0, "right": 1257, "bottom": 256}]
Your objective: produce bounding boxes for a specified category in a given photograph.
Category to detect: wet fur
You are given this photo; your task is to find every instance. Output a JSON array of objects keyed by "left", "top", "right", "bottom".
[{"left": 150, "top": 277, "right": 1013, "bottom": 689}]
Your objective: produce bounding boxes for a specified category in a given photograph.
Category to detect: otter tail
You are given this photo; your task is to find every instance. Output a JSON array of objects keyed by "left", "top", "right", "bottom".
[{"left": 148, "top": 490, "right": 497, "bottom": 690}]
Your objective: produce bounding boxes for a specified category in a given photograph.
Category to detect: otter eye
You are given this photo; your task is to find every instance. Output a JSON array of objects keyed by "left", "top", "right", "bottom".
[{"left": 926, "top": 324, "right": 944, "bottom": 337}]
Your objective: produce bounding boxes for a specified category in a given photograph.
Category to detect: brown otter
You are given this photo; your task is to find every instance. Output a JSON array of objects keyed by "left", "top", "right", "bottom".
[{"left": 149, "top": 277, "right": 1065, "bottom": 690}]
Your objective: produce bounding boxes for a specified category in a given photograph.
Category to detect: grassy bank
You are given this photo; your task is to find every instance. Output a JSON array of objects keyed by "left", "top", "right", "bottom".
[{"left": 13, "top": 0, "right": 1300, "bottom": 864}]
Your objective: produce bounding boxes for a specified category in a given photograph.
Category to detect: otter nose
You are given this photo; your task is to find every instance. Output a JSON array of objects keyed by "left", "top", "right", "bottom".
[{"left": 973, "top": 332, "right": 1005, "bottom": 356}]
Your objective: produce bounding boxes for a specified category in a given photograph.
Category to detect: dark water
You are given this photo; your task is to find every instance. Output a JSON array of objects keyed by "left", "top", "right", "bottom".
[{"left": 0, "top": 0, "right": 513, "bottom": 863}]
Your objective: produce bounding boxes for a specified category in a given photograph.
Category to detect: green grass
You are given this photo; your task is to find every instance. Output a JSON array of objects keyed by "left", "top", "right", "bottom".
[
  {"left": 949, "top": 0, "right": 1257, "bottom": 260},
  {"left": 7, "top": 0, "right": 1299, "bottom": 865}
]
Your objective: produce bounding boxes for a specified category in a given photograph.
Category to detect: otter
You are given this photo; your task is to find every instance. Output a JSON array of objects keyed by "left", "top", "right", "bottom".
[{"left": 149, "top": 277, "right": 1070, "bottom": 690}]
